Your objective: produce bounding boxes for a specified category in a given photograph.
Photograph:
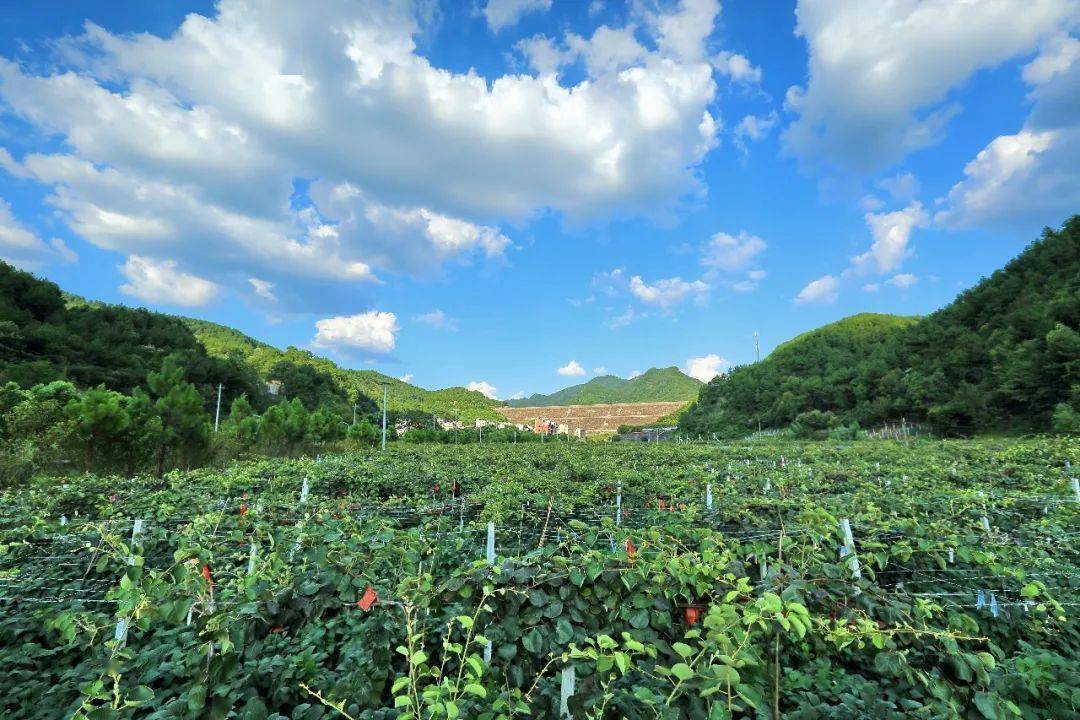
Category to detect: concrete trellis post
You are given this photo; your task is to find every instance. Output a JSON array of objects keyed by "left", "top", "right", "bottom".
[
  {"left": 981, "top": 515, "right": 991, "bottom": 533},
  {"left": 300, "top": 478, "right": 310, "bottom": 504},
  {"left": 128, "top": 518, "right": 143, "bottom": 566},
  {"left": 705, "top": 482, "right": 713, "bottom": 511},
  {"left": 484, "top": 520, "right": 495, "bottom": 664},
  {"left": 559, "top": 666, "right": 576, "bottom": 719},
  {"left": 114, "top": 617, "right": 129, "bottom": 647},
  {"left": 615, "top": 481, "right": 622, "bottom": 527},
  {"left": 1071, "top": 478, "right": 1079, "bottom": 503},
  {"left": 247, "top": 541, "right": 258, "bottom": 575},
  {"left": 840, "top": 518, "right": 861, "bottom": 584}
]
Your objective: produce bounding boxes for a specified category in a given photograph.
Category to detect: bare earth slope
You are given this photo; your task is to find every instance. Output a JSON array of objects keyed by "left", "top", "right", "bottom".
[{"left": 497, "top": 401, "right": 687, "bottom": 434}]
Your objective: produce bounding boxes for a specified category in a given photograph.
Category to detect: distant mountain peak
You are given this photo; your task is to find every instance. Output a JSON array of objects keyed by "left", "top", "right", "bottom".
[{"left": 506, "top": 366, "right": 702, "bottom": 407}]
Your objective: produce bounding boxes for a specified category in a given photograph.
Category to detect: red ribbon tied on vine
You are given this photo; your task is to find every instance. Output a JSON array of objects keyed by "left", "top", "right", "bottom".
[
  {"left": 358, "top": 586, "right": 378, "bottom": 611},
  {"left": 625, "top": 537, "right": 637, "bottom": 559},
  {"left": 239, "top": 502, "right": 247, "bottom": 516},
  {"left": 201, "top": 563, "right": 214, "bottom": 586}
]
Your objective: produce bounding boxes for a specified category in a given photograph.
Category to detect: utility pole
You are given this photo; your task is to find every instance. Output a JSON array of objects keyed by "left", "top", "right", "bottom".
[
  {"left": 214, "top": 383, "right": 223, "bottom": 432},
  {"left": 754, "top": 332, "right": 762, "bottom": 434},
  {"left": 380, "top": 381, "right": 389, "bottom": 451},
  {"left": 352, "top": 404, "right": 358, "bottom": 426}
]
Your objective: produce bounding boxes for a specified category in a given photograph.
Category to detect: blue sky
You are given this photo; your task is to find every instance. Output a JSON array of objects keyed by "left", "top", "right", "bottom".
[{"left": 1, "top": 0, "right": 1078, "bottom": 399}]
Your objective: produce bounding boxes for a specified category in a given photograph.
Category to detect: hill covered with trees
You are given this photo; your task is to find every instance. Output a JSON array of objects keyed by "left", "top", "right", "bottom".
[
  {"left": 680, "top": 217, "right": 1080, "bottom": 437},
  {"left": 506, "top": 367, "right": 702, "bottom": 407},
  {"left": 184, "top": 318, "right": 503, "bottom": 422}
]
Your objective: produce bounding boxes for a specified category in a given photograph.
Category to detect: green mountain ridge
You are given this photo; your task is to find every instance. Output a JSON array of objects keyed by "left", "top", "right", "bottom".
[
  {"left": 0, "top": 262, "right": 502, "bottom": 423},
  {"left": 680, "top": 216, "right": 1080, "bottom": 437},
  {"left": 506, "top": 366, "right": 702, "bottom": 407},
  {"left": 182, "top": 317, "right": 503, "bottom": 421}
]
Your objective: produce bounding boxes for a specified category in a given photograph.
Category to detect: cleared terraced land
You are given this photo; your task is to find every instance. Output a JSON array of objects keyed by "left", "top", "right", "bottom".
[{"left": 497, "top": 400, "right": 687, "bottom": 433}]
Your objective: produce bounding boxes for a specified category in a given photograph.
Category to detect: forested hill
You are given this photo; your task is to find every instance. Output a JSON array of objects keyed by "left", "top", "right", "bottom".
[
  {"left": 680, "top": 216, "right": 1080, "bottom": 437},
  {"left": 505, "top": 367, "right": 702, "bottom": 407},
  {"left": 183, "top": 318, "right": 503, "bottom": 421},
  {"left": 0, "top": 261, "right": 502, "bottom": 422}
]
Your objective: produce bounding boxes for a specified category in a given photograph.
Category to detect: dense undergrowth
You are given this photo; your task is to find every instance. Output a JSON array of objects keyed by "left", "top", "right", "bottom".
[{"left": 1, "top": 439, "right": 1077, "bottom": 719}]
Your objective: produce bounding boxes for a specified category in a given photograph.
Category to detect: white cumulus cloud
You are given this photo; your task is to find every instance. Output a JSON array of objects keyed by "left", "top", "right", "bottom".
[
  {"left": 794, "top": 274, "right": 839, "bottom": 304},
  {"left": 887, "top": 273, "right": 918, "bottom": 289},
  {"left": 119, "top": 255, "right": 218, "bottom": 307},
  {"left": 557, "top": 360, "right": 587, "bottom": 377},
  {"left": 701, "top": 231, "right": 766, "bottom": 272},
  {"left": 1023, "top": 34, "right": 1080, "bottom": 85},
  {"left": 484, "top": 0, "right": 552, "bottom": 33},
  {"left": 629, "top": 275, "right": 709, "bottom": 309},
  {"left": 0, "top": 197, "right": 76, "bottom": 269},
  {"left": 467, "top": 380, "right": 499, "bottom": 399},
  {"left": 0, "top": 0, "right": 731, "bottom": 308},
  {"left": 248, "top": 277, "right": 277, "bottom": 302},
  {"left": 853, "top": 202, "right": 929, "bottom": 275},
  {"left": 682, "top": 354, "right": 729, "bottom": 382},
  {"left": 783, "top": 0, "right": 1077, "bottom": 171},
  {"left": 713, "top": 51, "right": 761, "bottom": 83},
  {"left": 313, "top": 311, "right": 398, "bottom": 353}
]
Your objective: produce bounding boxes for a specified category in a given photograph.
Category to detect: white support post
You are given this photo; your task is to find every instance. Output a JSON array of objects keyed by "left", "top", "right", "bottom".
[
  {"left": 1071, "top": 478, "right": 1079, "bottom": 503},
  {"left": 706, "top": 482, "right": 713, "bottom": 511},
  {"left": 559, "top": 666, "right": 576, "bottom": 719},
  {"left": 113, "top": 617, "right": 128, "bottom": 647},
  {"left": 840, "top": 518, "right": 861, "bottom": 582},
  {"left": 300, "top": 477, "right": 310, "bottom": 505},
  {"left": 615, "top": 481, "right": 622, "bottom": 527},
  {"left": 981, "top": 515, "right": 991, "bottom": 533},
  {"left": 247, "top": 541, "right": 258, "bottom": 575},
  {"left": 485, "top": 520, "right": 495, "bottom": 664},
  {"left": 128, "top": 518, "right": 143, "bottom": 566}
]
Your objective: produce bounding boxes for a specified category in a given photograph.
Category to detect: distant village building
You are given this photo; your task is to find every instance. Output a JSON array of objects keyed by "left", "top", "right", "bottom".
[
  {"left": 534, "top": 419, "right": 557, "bottom": 435},
  {"left": 557, "top": 423, "right": 569, "bottom": 435},
  {"left": 439, "top": 418, "right": 464, "bottom": 431},
  {"left": 574, "top": 427, "right": 586, "bottom": 439},
  {"left": 265, "top": 380, "right": 282, "bottom": 396}
]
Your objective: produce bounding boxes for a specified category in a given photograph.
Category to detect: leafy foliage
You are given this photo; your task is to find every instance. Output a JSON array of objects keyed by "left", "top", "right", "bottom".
[
  {"left": 682, "top": 217, "right": 1080, "bottom": 437},
  {"left": 0, "top": 438, "right": 1077, "bottom": 718}
]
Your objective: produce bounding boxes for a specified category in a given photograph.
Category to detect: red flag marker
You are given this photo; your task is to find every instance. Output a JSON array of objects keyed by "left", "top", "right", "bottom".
[
  {"left": 625, "top": 537, "right": 636, "bottom": 559},
  {"left": 358, "top": 586, "right": 378, "bottom": 611},
  {"left": 202, "top": 563, "right": 214, "bottom": 586},
  {"left": 239, "top": 502, "right": 248, "bottom": 516}
]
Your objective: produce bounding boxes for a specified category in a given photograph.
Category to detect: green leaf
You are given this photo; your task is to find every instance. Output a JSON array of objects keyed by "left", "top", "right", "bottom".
[
  {"left": 464, "top": 684, "right": 487, "bottom": 698},
  {"left": 973, "top": 691, "right": 998, "bottom": 719},
  {"left": 671, "top": 663, "right": 694, "bottom": 681},
  {"left": 1020, "top": 584, "right": 1039, "bottom": 598},
  {"left": 715, "top": 665, "right": 739, "bottom": 685},
  {"left": 555, "top": 619, "right": 574, "bottom": 644},
  {"left": 391, "top": 677, "right": 410, "bottom": 694},
  {"left": 522, "top": 628, "right": 543, "bottom": 654},
  {"left": 445, "top": 701, "right": 459, "bottom": 719},
  {"left": 628, "top": 609, "right": 650, "bottom": 630},
  {"left": 672, "top": 642, "right": 694, "bottom": 658},
  {"left": 411, "top": 650, "right": 428, "bottom": 665}
]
